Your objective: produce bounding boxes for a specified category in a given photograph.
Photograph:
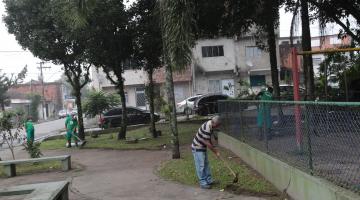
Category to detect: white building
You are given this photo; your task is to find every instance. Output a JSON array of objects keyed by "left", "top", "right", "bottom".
[
  {"left": 90, "top": 68, "right": 148, "bottom": 110},
  {"left": 192, "top": 36, "right": 279, "bottom": 97}
]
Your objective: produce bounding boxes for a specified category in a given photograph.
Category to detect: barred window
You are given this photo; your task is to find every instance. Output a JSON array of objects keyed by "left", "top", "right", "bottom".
[{"left": 201, "top": 46, "right": 224, "bottom": 57}]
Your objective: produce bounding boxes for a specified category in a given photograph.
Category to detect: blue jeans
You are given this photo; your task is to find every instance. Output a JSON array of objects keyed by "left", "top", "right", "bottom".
[{"left": 192, "top": 150, "right": 213, "bottom": 186}]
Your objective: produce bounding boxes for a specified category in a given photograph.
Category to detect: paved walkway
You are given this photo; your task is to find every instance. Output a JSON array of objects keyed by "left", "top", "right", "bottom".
[{"left": 0, "top": 149, "right": 265, "bottom": 200}]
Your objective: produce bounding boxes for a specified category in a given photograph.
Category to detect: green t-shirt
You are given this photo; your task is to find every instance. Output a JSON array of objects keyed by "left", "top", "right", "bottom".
[
  {"left": 67, "top": 119, "right": 78, "bottom": 131},
  {"left": 25, "top": 121, "right": 34, "bottom": 132},
  {"left": 65, "top": 115, "right": 72, "bottom": 127}
]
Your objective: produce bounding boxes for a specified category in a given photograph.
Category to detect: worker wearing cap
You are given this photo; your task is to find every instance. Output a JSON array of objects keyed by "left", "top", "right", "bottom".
[
  {"left": 191, "top": 116, "right": 221, "bottom": 189},
  {"left": 257, "top": 86, "right": 273, "bottom": 140},
  {"left": 24, "top": 116, "right": 35, "bottom": 144}
]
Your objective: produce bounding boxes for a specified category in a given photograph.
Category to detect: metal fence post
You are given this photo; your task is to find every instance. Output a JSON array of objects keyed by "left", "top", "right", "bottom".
[
  {"left": 304, "top": 105, "right": 314, "bottom": 175},
  {"left": 239, "top": 102, "right": 245, "bottom": 142},
  {"left": 262, "top": 102, "right": 269, "bottom": 153}
]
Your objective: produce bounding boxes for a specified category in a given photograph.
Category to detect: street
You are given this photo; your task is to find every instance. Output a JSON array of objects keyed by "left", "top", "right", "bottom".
[
  {"left": 0, "top": 118, "right": 66, "bottom": 151},
  {"left": 33, "top": 118, "right": 66, "bottom": 141}
]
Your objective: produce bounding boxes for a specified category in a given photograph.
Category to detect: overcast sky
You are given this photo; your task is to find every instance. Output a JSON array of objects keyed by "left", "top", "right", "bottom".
[{"left": 0, "top": 2, "right": 341, "bottom": 82}]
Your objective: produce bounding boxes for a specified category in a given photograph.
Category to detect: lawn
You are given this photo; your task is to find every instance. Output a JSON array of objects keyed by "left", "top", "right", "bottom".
[
  {"left": 41, "top": 121, "right": 280, "bottom": 197},
  {"left": 41, "top": 122, "right": 202, "bottom": 150},
  {"left": 158, "top": 148, "right": 280, "bottom": 198},
  {"left": 0, "top": 161, "right": 62, "bottom": 177}
]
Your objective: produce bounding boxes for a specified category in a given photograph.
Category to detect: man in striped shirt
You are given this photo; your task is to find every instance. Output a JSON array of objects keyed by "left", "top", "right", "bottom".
[{"left": 192, "top": 116, "right": 221, "bottom": 189}]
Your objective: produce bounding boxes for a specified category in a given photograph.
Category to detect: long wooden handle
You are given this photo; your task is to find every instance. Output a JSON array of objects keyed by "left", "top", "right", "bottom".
[{"left": 219, "top": 156, "right": 236, "bottom": 177}]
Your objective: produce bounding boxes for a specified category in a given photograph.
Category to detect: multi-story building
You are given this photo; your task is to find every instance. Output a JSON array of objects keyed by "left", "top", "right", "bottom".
[{"left": 192, "top": 36, "right": 279, "bottom": 97}]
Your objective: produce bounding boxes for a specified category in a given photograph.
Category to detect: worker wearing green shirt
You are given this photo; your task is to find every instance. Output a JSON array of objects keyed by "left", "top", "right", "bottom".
[
  {"left": 24, "top": 116, "right": 35, "bottom": 144},
  {"left": 66, "top": 115, "right": 79, "bottom": 147},
  {"left": 65, "top": 114, "right": 72, "bottom": 129},
  {"left": 257, "top": 87, "right": 273, "bottom": 140}
]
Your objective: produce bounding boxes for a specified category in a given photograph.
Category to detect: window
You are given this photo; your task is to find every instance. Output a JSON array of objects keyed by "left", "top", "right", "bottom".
[
  {"left": 245, "top": 46, "right": 261, "bottom": 58},
  {"left": 208, "top": 80, "right": 221, "bottom": 93},
  {"left": 136, "top": 88, "right": 146, "bottom": 107},
  {"left": 249, "top": 75, "right": 266, "bottom": 87},
  {"left": 201, "top": 46, "right": 224, "bottom": 57},
  {"left": 125, "top": 92, "right": 128, "bottom": 103},
  {"left": 330, "top": 37, "right": 342, "bottom": 45},
  {"left": 311, "top": 39, "right": 320, "bottom": 47}
]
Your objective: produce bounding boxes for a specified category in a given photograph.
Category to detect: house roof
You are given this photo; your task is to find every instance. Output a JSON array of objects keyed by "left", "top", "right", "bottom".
[{"left": 153, "top": 67, "right": 191, "bottom": 84}]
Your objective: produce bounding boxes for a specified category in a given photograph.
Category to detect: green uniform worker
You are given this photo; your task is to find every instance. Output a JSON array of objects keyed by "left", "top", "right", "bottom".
[
  {"left": 24, "top": 117, "right": 35, "bottom": 144},
  {"left": 66, "top": 116, "right": 79, "bottom": 147},
  {"left": 257, "top": 87, "right": 273, "bottom": 140}
]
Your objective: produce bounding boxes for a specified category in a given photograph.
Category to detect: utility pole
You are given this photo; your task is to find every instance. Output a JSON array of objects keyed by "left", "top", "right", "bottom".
[{"left": 37, "top": 62, "right": 51, "bottom": 120}]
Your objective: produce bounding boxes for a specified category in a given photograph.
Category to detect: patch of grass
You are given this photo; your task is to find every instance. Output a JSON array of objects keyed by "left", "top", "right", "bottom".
[
  {"left": 158, "top": 149, "right": 280, "bottom": 197},
  {"left": 41, "top": 122, "right": 201, "bottom": 151},
  {"left": 0, "top": 161, "right": 62, "bottom": 177}
]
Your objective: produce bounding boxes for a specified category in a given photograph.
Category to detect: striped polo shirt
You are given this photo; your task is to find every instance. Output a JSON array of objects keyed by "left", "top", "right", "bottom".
[{"left": 191, "top": 120, "right": 213, "bottom": 151}]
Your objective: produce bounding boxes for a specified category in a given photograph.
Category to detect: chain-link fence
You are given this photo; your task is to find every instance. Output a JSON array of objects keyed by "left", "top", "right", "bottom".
[{"left": 218, "top": 100, "right": 360, "bottom": 193}]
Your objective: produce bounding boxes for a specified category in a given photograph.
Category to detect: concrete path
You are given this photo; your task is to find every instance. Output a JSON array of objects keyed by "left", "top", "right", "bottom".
[{"left": 0, "top": 149, "right": 265, "bottom": 200}]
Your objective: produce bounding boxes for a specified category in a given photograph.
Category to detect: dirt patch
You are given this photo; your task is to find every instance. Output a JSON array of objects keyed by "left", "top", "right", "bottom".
[{"left": 225, "top": 184, "right": 279, "bottom": 197}]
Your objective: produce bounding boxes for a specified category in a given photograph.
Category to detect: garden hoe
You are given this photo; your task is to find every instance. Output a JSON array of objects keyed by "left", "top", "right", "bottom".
[{"left": 219, "top": 156, "right": 239, "bottom": 183}]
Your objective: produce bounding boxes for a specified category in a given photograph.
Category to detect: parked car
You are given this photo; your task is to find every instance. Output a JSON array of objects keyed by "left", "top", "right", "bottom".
[
  {"left": 58, "top": 109, "right": 78, "bottom": 119},
  {"left": 193, "top": 94, "right": 228, "bottom": 116},
  {"left": 98, "top": 107, "right": 160, "bottom": 128},
  {"left": 176, "top": 94, "right": 203, "bottom": 115},
  {"left": 279, "top": 84, "right": 306, "bottom": 100}
]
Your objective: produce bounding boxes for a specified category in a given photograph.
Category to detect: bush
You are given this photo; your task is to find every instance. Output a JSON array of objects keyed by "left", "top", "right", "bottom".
[{"left": 23, "top": 142, "right": 43, "bottom": 158}]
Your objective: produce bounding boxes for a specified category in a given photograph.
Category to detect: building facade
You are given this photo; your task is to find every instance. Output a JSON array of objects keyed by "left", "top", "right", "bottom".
[
  {"left": 192, "top": 36, "right": 279, "bottom": 97},
  {"left": 8, "top": 81, "right": 63, "bottom": 120}
]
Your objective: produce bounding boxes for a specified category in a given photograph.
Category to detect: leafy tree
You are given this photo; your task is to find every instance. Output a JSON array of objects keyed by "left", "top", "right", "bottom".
[
  {"left": 4, "top": 0, "right": 91, "bottom": 140},
  {"left": 130, "top": 0, "right": 162, "bottom": 138},
  {"left": 159, "top": 0, "right": 196, "bottom": 159},
  {"left": 0, "top": 67, "right": 27, "bottom": 111},
  {"left": 28, "top": 94, "right": 41, "bottom": 122},
  {"left": 308, "top": 0, "right": 360, "bottom": 44},
  {"left": 0, "top": 111, "right": 24, "bottom": 160},
  {"left": 318, "top": 51, "right": 360, "bottom": 101},
  {"left": 86, "top": 0, "right": 133, "bottom": 140},
  {"left": 83, "top": 90, "right": 120, "bottom": 117}
]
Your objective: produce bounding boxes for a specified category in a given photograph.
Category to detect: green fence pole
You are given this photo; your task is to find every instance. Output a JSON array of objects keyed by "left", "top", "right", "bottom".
[{"left": 305, "top": 105, "right": 314, "bottom": 175}]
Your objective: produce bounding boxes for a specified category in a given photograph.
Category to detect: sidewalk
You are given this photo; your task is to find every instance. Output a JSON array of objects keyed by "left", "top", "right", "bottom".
[{"left": 0, "top": 149, "right": 265, "bottom": 200}]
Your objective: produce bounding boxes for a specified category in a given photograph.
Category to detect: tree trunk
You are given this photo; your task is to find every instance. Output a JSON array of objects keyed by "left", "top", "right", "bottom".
[
  {"left": 301, "top": 0, "right": 315, "bottom": 100},
  {"left": 74, "top": 85, "right": 85, "bottom": 140},
  {"left": 266, "top": 10, "right": 284, "bottom": 120},
  {"left": 165, "top": 65, "right": 180, "bottom": 159},
  {"left": 148, "top": 68, "right": 157, "bottom": 138},
  {"left": 266, "top": 16, "right": 280, "bottom": 99},
  {"left": 1, "top": 102, "right": 5, "bottom": 112},
  {"left": 117, "top": 77, "right": 127, "bottom": 140}
]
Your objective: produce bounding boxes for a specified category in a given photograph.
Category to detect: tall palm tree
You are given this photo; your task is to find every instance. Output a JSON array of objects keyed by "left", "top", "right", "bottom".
[{"left": 159, "top": 0, "right": 195, "bottom": 159}]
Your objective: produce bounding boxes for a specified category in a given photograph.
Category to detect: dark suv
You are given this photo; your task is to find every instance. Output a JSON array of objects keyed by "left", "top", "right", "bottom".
[
  {"left": 99, "top": 107, "right": 160, "bottom": 128},
  {"left": 193, "top": 94, "right": 228, "bottom": 116}
]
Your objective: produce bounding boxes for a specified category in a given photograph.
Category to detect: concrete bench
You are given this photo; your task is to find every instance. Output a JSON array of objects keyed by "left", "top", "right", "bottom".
[{"left": 0, "top": 155, "right": 71, "bottom": 177}]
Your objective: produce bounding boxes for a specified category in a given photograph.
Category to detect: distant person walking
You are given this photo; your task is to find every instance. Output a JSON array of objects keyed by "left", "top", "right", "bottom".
[
  {"left": 191, "top": 116, "right": 221, "bottom": 189},
  {"left": 257, "top": 86, "right": 273, "bottom": 140},
  {"left": 24, "top": 116, "right": 35, "bottom": 144}
]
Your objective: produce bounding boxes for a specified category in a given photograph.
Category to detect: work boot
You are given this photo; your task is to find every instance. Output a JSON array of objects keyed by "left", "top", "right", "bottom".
[
  {"left": 200, "top": 185, "right": 211, "bottom": 189},
  {"left": 67, "top": 140, "right": 72, "bottom": 148}
]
